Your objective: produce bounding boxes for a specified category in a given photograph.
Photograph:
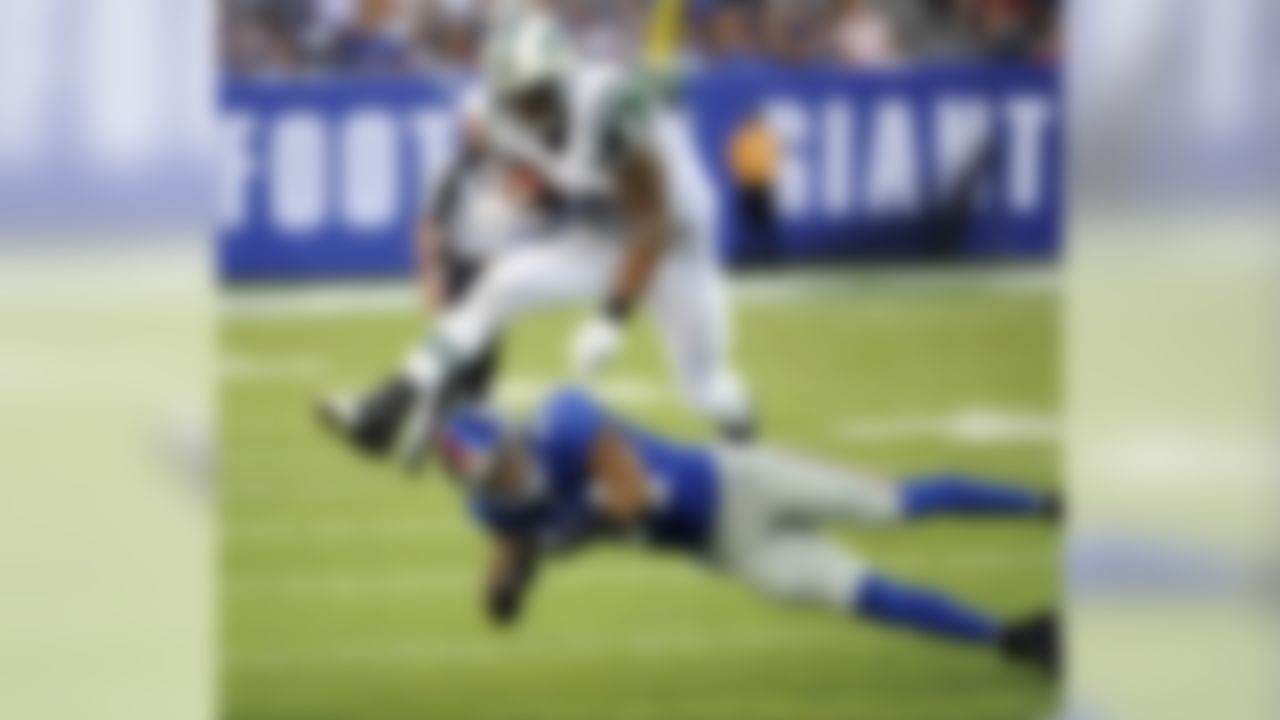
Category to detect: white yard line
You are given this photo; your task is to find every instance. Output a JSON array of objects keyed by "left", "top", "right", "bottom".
[
  {"left": 226, "top": 551, "right": 1051, "bottom": 600},
  {"left": 225, "top": 518, "right": 473, "bottom": 546},
  {"left": 223, "top": 284, "right": 416, "bottom": 319},
  {"left": 217, "top": 351, "right": 681, "bottom": 412},
  {"left": 227, "top": 626, "right": 910, "bottom": 673},
  {"left": 221, "top": 353, "right": 327, "bottom": 382},
  {"left": 455, "top": 698, "right": 1036, "bottom": 720},
  {"left": 222, "top": 267, "right": 1058, "bottom": 320},
  {"left": 836, "top": 407, "right": 1060, "bottom": 446},
  {"left": 217, "top": 360, "right": 1055, "bottom": 449},
  {"left": 227, "top": 564, "right": 709, "bottom": 598},
  {"left": 735, "top": 266, "right": 1058, "bottom": 303}
]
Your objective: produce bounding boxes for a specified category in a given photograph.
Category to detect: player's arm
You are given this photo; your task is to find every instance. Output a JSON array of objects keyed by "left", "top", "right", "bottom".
[
  {"left": 608, "top": 148, "right": 669, "bottom": 320},
  {"left": 587, "top": 426, "right": 658, "bottom": 528},
  {"left": 484, "top": 532, "right": 539, "bottom": 627},
  {"left": 608, "top": 21, "right": 685, "bottom": 318},
  {"left": 414, "top": 220, "right": 447, "bottom": 311},
  {"left": 569, "top": 146, "right": 668, "bottom": 377}
]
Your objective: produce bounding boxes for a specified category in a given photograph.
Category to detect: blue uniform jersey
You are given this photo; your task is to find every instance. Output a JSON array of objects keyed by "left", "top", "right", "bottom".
[{"left": 454, "top": 390, "right": 721, "bottom": 552}]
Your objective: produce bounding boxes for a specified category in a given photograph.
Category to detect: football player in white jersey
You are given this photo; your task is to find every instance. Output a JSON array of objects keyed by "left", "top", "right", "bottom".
[{"left": 321, "top": 9, "right": 756, "bottom": 470}]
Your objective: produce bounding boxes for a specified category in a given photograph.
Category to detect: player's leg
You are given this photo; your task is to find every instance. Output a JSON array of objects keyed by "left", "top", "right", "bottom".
[
  {"left": 899, "top": 471, "right": 1059, "bottom": 520},
  {"left": 316, "top": 253, "right": 504, "bottom": 457},
  {"left": 713, "top": 451, "right": 1058, "bottom": 668},
  {"left": 406, "top": 238, "right": 615, "bottom": 390},
  {"left": 398, "top": 238, "right": 618, "bottom": 466},
  {"left": 452, "top": 338, "right": 503, "bottom": 404},
  {"left": 442, "top": 256, "right": 503, "bottom": 405},
  {"left": 731, "top": 535, "right": 999, "bottom": 644},
  {"left": 855, "top": 562, "right": 1059, "bottom": 670},
  {"left": 729, "top": 534, "right": 1058, "bottom": 668},
  {"left": 720, "top": 445, "right": 902, "bottom": 524},
  {"left": 721, "top": 446, "right": 1056, "bottom": 526},
  {"left": 649, "top": 242, "right": 756, "bottom": 442},
  {"left": 320, "top": 238, "right": 615, "bottom": 465}
]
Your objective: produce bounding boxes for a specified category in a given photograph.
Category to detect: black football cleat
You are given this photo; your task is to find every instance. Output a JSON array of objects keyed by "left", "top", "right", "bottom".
[
  {"left": 316, "top": 376, "right": 418, "bottom": 460},
  {"left": 999, "top": 612, "right": 1060, "bottom": 675}
]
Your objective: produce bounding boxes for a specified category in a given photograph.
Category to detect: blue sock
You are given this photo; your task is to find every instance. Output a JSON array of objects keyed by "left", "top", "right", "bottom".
[
  {"left": 853, "top": 575, "right": 1000, "bottom": 645},
  {"left": 902, "top": 473, "right": 1046, "bottom": 519}
]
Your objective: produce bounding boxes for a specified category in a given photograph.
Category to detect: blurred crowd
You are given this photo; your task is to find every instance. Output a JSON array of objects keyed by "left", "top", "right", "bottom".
[{"left": 222, "top": 0, "right": 1061, "bottom": 77}]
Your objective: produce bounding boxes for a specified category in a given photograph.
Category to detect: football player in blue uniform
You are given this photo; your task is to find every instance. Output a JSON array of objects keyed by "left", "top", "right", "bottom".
[{"left": 437, "top": 388, "right": 1061, "bottom": 673}]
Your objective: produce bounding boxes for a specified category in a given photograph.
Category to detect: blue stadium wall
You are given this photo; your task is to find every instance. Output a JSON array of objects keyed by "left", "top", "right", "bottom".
[{"left": 220, "top": 65, "right": 1062, "bottom": 281}]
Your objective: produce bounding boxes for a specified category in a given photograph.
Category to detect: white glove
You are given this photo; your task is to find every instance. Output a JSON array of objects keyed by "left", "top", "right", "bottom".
[{"left": 570, "top": 315, "right": 625, "bottom": 379}]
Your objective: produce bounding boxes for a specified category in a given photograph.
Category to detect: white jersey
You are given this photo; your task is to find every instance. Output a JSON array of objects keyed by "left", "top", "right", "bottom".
[
  {"left": 468, "top": 65, "right": 718, "bottom": 247},
  {"left": 449, "top": 159, "right": 542, "bottom": 262},
  {"left": 439, "top": 88, "right": 544, "bottom": 262}
]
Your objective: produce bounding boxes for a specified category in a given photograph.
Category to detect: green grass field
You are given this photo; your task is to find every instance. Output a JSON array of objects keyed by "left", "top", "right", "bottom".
[{"left": 221, "top": 268, "right": 1061, "bottom": 720}]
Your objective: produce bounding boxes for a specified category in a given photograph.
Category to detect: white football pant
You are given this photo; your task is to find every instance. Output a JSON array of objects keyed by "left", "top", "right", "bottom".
[
  {"left": 712, "top": 446, "right": 906, "bottom": 609},
  {"left": 409, "top": 231, "right": 752, "bottom": 430}
]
